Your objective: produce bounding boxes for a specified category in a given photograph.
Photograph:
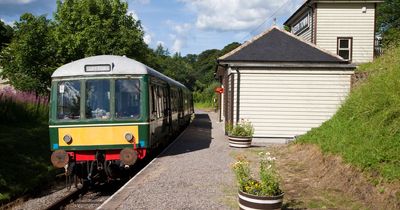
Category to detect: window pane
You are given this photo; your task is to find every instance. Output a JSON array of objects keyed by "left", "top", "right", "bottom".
[
  {"left": 115, "top": 79, "right": 141, "bottom": 119},
  {"left": 57, "top": 81, "right": 81, "bottom": 120},
  {"left": 339, "top": 50, "right": 350, "bottom": 60},
  {"left": 339, "top": 39, "right": 349, "bottom": 49},
  {"left": 86, "top": 80, "right": 110, "bottom": 119}
]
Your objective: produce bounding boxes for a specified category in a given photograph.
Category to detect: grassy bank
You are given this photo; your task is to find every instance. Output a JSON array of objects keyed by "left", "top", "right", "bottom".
[
  {"left": 0, "top": 88, "right": 54, "bottom": 203},
  {"left": 297, "top": 46, "right": 400, "bottom": 181}
]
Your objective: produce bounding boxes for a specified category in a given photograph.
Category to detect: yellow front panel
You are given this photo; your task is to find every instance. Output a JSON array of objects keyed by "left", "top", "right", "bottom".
[{"left": 58, "top": 126, "right": 139, "bottom": 146}]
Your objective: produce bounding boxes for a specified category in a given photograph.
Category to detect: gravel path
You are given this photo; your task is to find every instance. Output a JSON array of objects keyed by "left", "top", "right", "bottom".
[{"left": 98, "top": 111, "right": 236, "bottom": 210}]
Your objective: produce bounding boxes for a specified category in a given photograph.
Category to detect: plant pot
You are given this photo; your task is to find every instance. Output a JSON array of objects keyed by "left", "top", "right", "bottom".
[
  {"left": 228, "top": 136, "right": 252, "bottom": 148},
  {"left": 238, "top": 190, "right": 284, "bottom": 210}
]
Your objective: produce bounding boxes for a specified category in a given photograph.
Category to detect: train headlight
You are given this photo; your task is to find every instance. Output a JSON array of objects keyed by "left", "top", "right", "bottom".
[
  {"left": 63, "top": 134, "right": 72, "bottom": 144},
  {"left": 124, "top": 132, "right": 134, "bottom": 142}
]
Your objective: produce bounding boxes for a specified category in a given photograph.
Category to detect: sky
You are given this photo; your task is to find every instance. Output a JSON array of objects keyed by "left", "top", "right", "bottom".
[{"left": 0, "top": 0, "right": 305, "bottom": 55}]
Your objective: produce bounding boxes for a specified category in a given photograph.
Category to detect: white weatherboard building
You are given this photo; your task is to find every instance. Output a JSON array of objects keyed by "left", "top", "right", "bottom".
[
  {"left": 216, "top": 27, "right": 355, "bottom": 142},
  {"left": 216, "top": 1, "right": 383, "bottom": 142},
  {"left": 284, "top": 0, "right": 383, "bottom": 64}
]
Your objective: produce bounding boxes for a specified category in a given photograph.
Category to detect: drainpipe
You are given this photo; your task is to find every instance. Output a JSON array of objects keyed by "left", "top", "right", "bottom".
[
  {"left": 235, "top": 68, "right": 240, "bottom": 124},
  {"left": 216, "top": 62, "right": 228, "bottom": 122}
]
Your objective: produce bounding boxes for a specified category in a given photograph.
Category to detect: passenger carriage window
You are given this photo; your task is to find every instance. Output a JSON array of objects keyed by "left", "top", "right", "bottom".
[
  {"left": 85, "top": 80, "right": 110, "bottom": 119},
  {"left": 115, "top": 79, "right": 140, "bottom": 119},
  {"left": 57, "top": 80, "right": 81, "bottom": 120},
  {"left": 157, "top": 86, "right": 163, "bottom": 118},
  {"left": 150, "top": 85, "right": 157, "bottom": 119}
]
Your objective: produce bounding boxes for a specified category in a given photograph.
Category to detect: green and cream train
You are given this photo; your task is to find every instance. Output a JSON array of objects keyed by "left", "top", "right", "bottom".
[{"left": 49, "top": 55, "right": 193, "bottom": 180}]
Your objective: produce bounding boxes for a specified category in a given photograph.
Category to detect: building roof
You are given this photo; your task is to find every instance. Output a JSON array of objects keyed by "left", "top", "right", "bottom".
[
  {"left": 52, "top": 55, "right": 186, "bottom": 88},
  {"left": 284, "top": 0, "right": 384, "bottom": 26},
  {"left": 218, "top": 26, "right": 348, "bottom": 64}
]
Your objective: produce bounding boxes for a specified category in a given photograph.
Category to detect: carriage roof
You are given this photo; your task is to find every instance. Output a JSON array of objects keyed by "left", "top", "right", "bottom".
[{"left": 52, "top": 55, "right": 187, "bottom": 89}]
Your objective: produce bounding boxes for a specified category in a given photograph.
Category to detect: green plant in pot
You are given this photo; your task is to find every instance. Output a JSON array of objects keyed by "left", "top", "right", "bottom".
[
  {"left": 232, "top": 152, "right": 284, "bottom": 209},
  {"left": 226, "top": 119, "right": 254, "bottom": 148}
]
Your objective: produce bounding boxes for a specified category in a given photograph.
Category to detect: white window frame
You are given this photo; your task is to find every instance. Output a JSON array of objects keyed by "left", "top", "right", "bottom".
[{"left": 337, "top": 37, "right": 353, "bottom": 61}]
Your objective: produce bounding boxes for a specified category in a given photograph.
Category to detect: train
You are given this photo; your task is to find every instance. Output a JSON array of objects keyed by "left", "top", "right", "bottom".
[{"left": 49, "top": 55, "right": 193, "bottom": 182}]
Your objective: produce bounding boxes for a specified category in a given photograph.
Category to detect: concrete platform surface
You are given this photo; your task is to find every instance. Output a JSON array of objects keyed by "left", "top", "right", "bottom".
[{"left": 97, "top": 111, "right": 235, "bottom": 210}]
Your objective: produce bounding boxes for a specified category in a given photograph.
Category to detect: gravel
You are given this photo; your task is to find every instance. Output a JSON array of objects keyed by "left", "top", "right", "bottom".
[
  {"left": 99, "top": 111, "right": 236, "bottom": 210},
  {"left": 10, "top": 184, "right": 72, "bottom": 210}
]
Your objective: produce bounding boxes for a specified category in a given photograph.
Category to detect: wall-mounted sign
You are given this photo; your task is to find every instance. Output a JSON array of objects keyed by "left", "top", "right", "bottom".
[
  {"left": 215, "top": 87, "right": 224, "bottom": 94},
  {"left": 84, "top": 64, "right": 112, "bottom": 72},
  {"left": 292, "top": 12, "right": 310, "bottom": 35}
]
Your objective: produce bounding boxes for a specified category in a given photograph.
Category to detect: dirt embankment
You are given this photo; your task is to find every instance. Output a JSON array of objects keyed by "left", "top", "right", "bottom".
[{"left": 271, "top": 144, "right": 400, "bottom": 210}]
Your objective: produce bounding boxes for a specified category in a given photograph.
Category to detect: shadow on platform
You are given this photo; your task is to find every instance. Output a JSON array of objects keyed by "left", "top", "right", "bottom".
[{"left": 160, "top": 113, "right": 212, "bottom": 157}]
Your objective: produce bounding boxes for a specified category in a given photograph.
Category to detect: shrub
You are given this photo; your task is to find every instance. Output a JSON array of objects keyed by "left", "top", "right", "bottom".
[
  {"left": 232, "top": 152, "right": 282, "bottom": 196},
  {"left": 227, "top": 119, "right": 254, "bottom": 137},
  {"left": 0, "top": 87, "right": 48, "bottom": 124}
]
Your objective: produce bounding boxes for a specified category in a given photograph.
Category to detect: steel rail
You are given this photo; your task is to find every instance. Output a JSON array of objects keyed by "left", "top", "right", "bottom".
[{"left": 44, "top": 186, "right": 88, "bottom": 210}]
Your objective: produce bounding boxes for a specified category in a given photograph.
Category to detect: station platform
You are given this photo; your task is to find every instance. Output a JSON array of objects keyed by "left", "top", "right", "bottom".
[{"left": 97, "top": 111, "right": 236, "bottom": 209}]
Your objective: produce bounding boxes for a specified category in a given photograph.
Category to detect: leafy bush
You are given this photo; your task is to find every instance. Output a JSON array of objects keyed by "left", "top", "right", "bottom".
[
  {"left": 193, "top": 81, "right": 220, "bottom": 108},
  {"left": 232, "top": 152, "right": 282, "bottom": 196},
  {"left": 0, "top": 87, "right": 48, "bottom": 124},
  {"left": 0, "top": 87, "right": 52, "bottom": 203},
  {"left": 227, "top": 119, "right": 254, "bottom": 137}
]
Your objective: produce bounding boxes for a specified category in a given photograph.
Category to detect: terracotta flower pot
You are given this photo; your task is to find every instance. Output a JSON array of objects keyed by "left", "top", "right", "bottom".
[
  {"left": 228, "top": 136, "right": 252, "bottom": 148},
  {"left": 238, "top": 190, "right": 284, "bottom": 210}
]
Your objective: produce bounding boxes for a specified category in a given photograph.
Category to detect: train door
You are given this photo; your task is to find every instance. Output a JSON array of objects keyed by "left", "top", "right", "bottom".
[
  {"left": 165, "top": 85, "right": 172, "bottom": 135},
  {"left": 178, "top": 89, "right": 184, "bottom": 128},
  {"left": 149, "top": 84, "right": 157, "bottom": 147}
]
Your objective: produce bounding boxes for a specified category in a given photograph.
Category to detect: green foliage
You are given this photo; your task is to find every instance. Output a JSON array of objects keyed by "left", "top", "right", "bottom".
[
  {"left": 382, "top": 28, "right": 400, "bottom": 47},
  {"left": 228, "top": 119, "right": 254, "bottom": 137},
  {"left": 0, "top": 20, "right": 13, "bottom": 51},
  {"left": 378, "top": 0, "right": 400, "bottom": 47},
  {"left": 0, "top": 14, "right": 56, "bottom": 96},
  {"left": 0, "top": 92, "right": 52, "bottom": 203},
  {"left": 297, "top": 46, "right": 400, "bottom": 181},
  {"left": 0, "top": 123, "right": 54, "bottom": 203},
  {"left": 0, "top": 94, "right": 48, "bottom": 124},
  {"left": 232, "top": 152, "right": 282, "bottom": 196},
  {"left": 193, "top": 81, "right": 219, "bottom": 103},
  {"left": 53, "top": 0, "right": 148, "bottom": 64}
]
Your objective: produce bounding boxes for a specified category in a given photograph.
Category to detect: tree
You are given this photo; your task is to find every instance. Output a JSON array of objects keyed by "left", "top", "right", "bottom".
[
  {"left": 378, "top": 0, "right": 400, "bottom": 46},
  {"left": 53, "top": 0, "right": 148, "bottom": 63},
  {"left": 0, "top": 13, "right": 56, "bottom": 96},
  {"left": 0, "top": 20, "right": 13, "bottom": 51}
]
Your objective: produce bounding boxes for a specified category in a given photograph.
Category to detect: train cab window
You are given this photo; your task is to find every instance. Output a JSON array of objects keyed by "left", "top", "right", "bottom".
[
  {"left": 85, "top": 79, "right": 110, "bottom": 119},
  {"left": 115, "top": 79, "right": 140, "bottom": 119},
  {"left": 57, "top": 80, "right": 81, "bottom": 120}
]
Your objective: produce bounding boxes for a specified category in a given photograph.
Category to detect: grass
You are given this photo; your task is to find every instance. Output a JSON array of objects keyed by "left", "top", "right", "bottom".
[
  {"left": 297, "top": 46, "right": 400, "bottom": 181},
  {"left": 194, "top": 101, "right": 217, "bottom": 110},
  {"left": 229, "top": 147, "right": 370, "bottom": 209},
  {"left": 0, "top": 88, "right": 54, "bottom": 203}
]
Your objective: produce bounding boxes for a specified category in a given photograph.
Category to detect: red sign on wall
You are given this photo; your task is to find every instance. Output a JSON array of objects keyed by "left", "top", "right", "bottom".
[{"left": 215, "top": 87, "right": 224, "bottom": 94}]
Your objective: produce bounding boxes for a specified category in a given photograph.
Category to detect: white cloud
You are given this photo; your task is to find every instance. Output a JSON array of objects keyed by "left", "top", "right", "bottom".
[
  {"left": 173, "top": 23, "right": 191, "bottom": 34},
  {"left": 172, "top": 39, "right": 184, "bottom": 53},
  {"left": 0, "top": 18, "right": 14, "bottom": 26},
  {"left": 179, "top": 0, "right": 301, "bottom": 31},
  {"left": 166, "top": 21, "right": 192, "bottom": 53},
  {"left": 127, "top": 9, "right": 139, "bottom": 20},
  {"left": 143, "top": 33, "right": 152, "bottom": 44},
  {"left": 156, "top": 41, "right": 165, "bottom": 47}
]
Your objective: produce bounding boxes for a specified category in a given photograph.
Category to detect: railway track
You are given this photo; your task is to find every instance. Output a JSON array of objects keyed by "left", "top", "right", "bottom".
[
  {"left": 44, "top": 186, "right": 88, "bottom": 210},
  {"left": 2, "top": 132, "right": 181, "bottom": 210},
  {"left": 42, "top": 149, "right": 162, "bottom": 209}
]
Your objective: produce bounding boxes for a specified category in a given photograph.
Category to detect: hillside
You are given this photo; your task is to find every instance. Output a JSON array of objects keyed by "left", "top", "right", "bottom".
[{"left": 298, "top": 46, "right": 400, "bottom": 181}]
